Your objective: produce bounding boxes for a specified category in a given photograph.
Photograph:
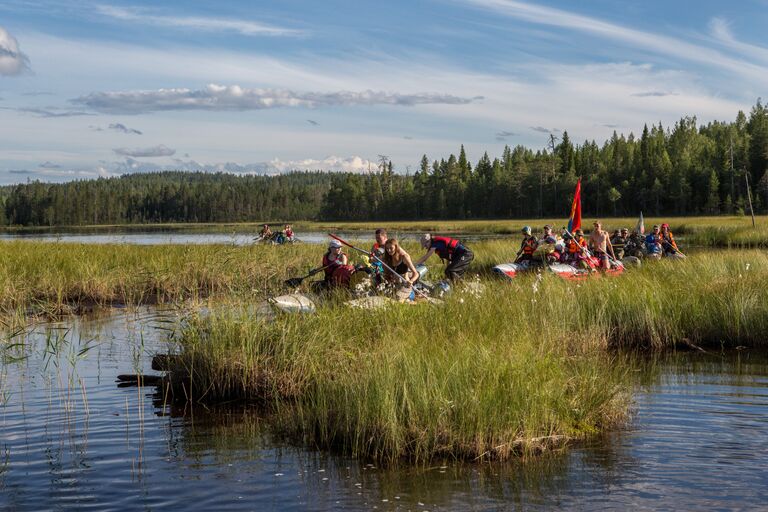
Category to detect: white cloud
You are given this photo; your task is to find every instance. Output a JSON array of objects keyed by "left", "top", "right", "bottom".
[
  {"left": 464, "top": 0, "right": 768, "bottom": 86},
  {"left": 0, "top": 26, "right": 31, "bottom": 75},
  {"left": 709, "top": 17, "right": 768, "bottom": 64},
  {"left": 73, "top": 84, "right": 476, "bottom": 114},
  {"left": 95, "top": 4, "right": 304, "bottom": 37},
  {"left": 113, "top": 144, "right": 175, "bottom": 157}
]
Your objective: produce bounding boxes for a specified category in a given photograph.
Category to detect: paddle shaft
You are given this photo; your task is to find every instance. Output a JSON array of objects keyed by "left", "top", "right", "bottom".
[{"left": 328, "top": 234, "right": 428, "bottom": 298}]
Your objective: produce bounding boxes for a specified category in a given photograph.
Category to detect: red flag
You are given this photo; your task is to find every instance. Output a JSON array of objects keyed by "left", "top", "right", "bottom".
[{"left": 567, "top": 178, "right": 582, "bottom": 232}]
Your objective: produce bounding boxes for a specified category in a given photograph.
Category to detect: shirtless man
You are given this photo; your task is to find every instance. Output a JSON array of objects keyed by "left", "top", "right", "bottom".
[{"left": 589, "top": 221, "right": 615, "bottom": 270}]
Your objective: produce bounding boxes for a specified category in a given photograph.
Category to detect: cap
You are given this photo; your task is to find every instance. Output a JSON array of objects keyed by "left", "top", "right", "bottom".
[{"left": 329, "top": 239, "right": 342, "bottom": 249}]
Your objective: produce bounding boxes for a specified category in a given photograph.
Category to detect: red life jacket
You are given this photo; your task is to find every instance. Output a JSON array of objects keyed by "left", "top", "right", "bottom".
[
  {"left": 322, "top": 253, "right": 344, "bottom": 279},
  {"left": 431, "top": 236, "right": 460, "bottom": 260}
]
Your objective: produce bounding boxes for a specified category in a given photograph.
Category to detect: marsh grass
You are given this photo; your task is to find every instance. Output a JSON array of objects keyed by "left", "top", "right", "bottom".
[
  {"left": 170, "top": 248, "right": 768, "bottom": 462},
  {"left": 174, "top": 285, "right": 630, "bottom": 463}
]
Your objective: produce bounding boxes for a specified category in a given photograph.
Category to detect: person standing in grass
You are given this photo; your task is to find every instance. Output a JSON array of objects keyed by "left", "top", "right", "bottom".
[
  {"left": 382, "top": 238, "right": 420, "bottom": 301},
  {"left": 589, "top": 221, "right": 615, "bottom": 270},
  {"left": 416, "top": 233, "right": 473, "bottom": 282}
]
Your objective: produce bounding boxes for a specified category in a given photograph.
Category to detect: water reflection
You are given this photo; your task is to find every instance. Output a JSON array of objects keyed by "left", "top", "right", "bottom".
[{"left": 1, "top": 311, "right": 768, "bottom": 510}]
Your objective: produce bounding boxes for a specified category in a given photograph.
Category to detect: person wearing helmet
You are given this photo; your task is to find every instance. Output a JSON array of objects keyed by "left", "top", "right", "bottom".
[
  {"left": 415, "top": 233, "right": 473, "bottom": 282},
  {"left": 660, "top": 223, "right": 680, "bottom": 256},
  {"left": 516, "top": 226, "right": 538, "bottom": 263},
  {"left": 322, "top": 239, "right": 350, "bottom": 286}
]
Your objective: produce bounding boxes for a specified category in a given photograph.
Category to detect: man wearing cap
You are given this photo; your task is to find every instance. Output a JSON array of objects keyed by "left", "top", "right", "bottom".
[
  {"left": 322, "top": 239, "right": 350, "bottom": 286},
  {"left": 611, "top": 228, "right": 629, "bottom": 260},
  {"left": 415, "top": 233, "right": 473, "bottom": 282},
  {"left": 644, "top": 225, "right": 663, "bottom": 259}
]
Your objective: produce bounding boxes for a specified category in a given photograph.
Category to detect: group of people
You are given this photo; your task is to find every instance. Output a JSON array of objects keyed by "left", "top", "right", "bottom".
[
  {"left": 301, "top": 220, "right": 683, "bottom": 299},
  {"left": 257, "top": 224, "right": 295, "bottom": 244},
  {"left": 319, "top": 228, "right": 475, "bottom": 300},
  {"left": 517, "top": 221, "right": 683, "bottom": 269},
  {"left": 517, "top": 221, "right": 620, "bottom": 270}
]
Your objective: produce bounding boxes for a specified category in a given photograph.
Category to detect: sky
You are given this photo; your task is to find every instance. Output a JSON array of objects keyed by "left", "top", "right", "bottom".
[{"left": 1, "top": 0, "right": 767, "bottom": 184}]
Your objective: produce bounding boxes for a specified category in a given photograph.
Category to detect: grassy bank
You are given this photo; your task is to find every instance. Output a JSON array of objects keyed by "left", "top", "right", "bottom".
[
  {"left": 174, "top": 288, "right": 630, "bottom": 463},
  {"left": 170, "top": 250, "right": 768, "bottom": 462},
  {"left": 0, "top": 241, "right": 320, "bottom": 317}
]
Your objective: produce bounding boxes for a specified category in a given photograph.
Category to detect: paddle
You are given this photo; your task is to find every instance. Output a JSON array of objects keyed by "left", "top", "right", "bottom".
[
  {"left": 284, "top": 265, "right": 330, "bottom": 288},
  {"left": 662, "top": 239, "right": 687, "bottom": 258},
  {"left": 328, "top": 233, "right": 429, "bottom": 299}
]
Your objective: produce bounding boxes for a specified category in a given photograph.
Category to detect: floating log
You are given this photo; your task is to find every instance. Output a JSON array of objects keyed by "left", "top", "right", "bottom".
[{"left": 116, "top": 373, "right": 166, "bottom": 386}]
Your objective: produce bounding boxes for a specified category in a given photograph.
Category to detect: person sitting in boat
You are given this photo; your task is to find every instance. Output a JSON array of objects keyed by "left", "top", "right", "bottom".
[
  {"left": 382, "top": 238, "right": 420, "bottom": 301},
  {"left": 660, "top": 223, "right": 680, "bottom": 256},
  {"left": 368, "top": 228, "right": 388, "bottom": 284},
  {"left": 539, "top": 225, "right": 558, "bottom": 245},
  {"left": 258, "top": 224, "right": 273, "bottom": 241},
  {"left": 611, "top": 228, "right": 629, "bottom": 259},
  {"left": 321, "top": 239, "right": 355, "bottom": 288},
  {"left": 589, "top": 221, "right": 616, "bottom": 270},
  {"left": 645, "top": 225, "right": 663, "bottom": 259},
  {"left": 283, "top": 224, "right": 295, "bottom": 242},
  {"left": 516, "top": 226, "right": 538, "bottom": 263},
  {"left": 416, "top": 233, "right": 473, "bottom": 282},
  {"left": 563, "top": 230, "right": 588, "bottom": 266},
  {"left": 537, "top": 225, "right": 560, "bottom": 264},
  {"left": 625, "top": 230, "right": 646, "bottom": 258}
]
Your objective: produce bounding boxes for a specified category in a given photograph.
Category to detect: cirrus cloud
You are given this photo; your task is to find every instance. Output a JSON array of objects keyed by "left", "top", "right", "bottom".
[{"left": 72, "top": 84, "right": 477, "bottom": 114}]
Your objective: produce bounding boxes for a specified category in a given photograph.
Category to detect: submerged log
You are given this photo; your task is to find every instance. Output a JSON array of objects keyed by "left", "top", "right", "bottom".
[{"left": 116, "top": 373, "right": 166, "bottom": 386}]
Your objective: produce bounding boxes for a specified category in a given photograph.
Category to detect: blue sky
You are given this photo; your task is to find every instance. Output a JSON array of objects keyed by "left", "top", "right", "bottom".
[{"left": 1, "top": 0, "right": 767, "bottom": 183}]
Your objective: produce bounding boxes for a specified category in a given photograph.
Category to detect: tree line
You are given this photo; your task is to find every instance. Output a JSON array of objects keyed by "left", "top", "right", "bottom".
[{"left": 2, "top": 100, "right": 768, "bottom": 226}]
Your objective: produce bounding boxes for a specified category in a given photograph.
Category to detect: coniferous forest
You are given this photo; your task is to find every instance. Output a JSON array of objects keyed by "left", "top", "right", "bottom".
[{"left": 3, "top": 101, "right": 768, "bottom": 226}]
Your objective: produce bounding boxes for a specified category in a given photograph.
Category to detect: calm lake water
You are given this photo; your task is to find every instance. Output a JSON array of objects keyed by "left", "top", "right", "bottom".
[
  {"left": 0, "top": 230, "right": 502, "bottom": 246},
  {"left": 2, "top": 310, "right": 767, "bottom": 511}
]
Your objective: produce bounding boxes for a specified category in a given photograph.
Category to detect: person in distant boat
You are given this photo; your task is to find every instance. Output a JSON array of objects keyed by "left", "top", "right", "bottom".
[
  {"left": 660, "top": 223, "right": 680, "bottom": 255},
  {"left": 611, "top": 228, "right": 629, "bottom": 259},
  {"left": 516, "top": 226, "right": 538, "bottom": 263},
  {"left": 382, "top": 238, "right": 420, "bottom": 301},
  {"left": 589, "top": 221, "right": 615, "bottom": 270},
  {"left": 258, "top": 224, "right": 273, "bottom": 241},
  {"left": 416, "top": 233, "right": 473, "bottom": 282},
  {"left": 645, "top": 225, "right": 663, "bottom": 259},
  {"left": 283, "top": 224, "right": 295, "bottom": 242},
  {"left": 321, "top": 239, "right": 352, "bottom": 288}
]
